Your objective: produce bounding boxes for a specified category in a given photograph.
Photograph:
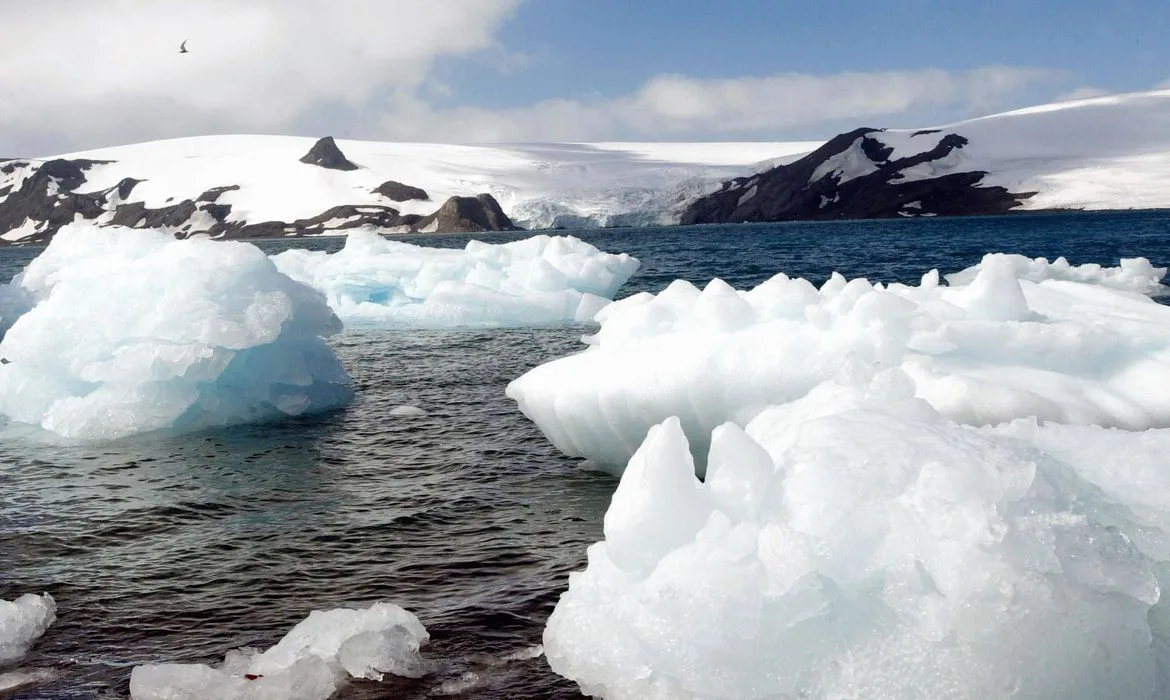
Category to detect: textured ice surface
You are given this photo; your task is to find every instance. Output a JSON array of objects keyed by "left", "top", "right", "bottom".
[
  {"left": 508, "top": 253, "right": 1170, "bottom": 472},
  {"left": 0, "top": 225, "right": 352, "bottom": 439},
  {"left": 271, "top": 230, "right": 640, "bottom": 327},
  {"left": 0, "top": 594, "right": 56, "bottom": 663},
  {"left": 945, "top": 253, "right": 1168, "bottom": 296},
  {"left": 130, "top": 602, "right": 428, "bottom": 700},
  {"left": 544, "top": 377, "right": 1170, "bottom": 699}
]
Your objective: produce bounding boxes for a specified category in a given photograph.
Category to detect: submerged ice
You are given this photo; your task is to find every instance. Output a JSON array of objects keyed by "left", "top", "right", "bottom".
[
  {"left": 544, "top": 378, "right": 1170, "bottom": 700},
  {"left": 271, "top": 230, "right": 640, "bottom": 327},
  {"left": 0, "top": 225, "right": 352, "bottom": 439},
  {"left": 508, "top": 253, "right": 1170, "bottom": 472},
  {"left": 0, "top": 593, "right": 55, "bottom": 664},
  {"left": 130, "top": 602, "right": 429, "bottom": 700}
]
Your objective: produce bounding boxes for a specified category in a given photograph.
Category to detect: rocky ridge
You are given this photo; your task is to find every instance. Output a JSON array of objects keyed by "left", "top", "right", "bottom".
[
  {"left": 681, "top": 127, "right": 1035, "bottom": 224},
  {"left": 0, "top": 137, "right": 517, "bottom": 244}
]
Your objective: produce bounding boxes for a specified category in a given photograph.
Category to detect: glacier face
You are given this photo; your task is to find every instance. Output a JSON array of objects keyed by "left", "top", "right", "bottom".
[
  {"left": 0, "top": 225, "right": 352, "bottom": 439},
  {"left": 507, "top": 253, "right": 1170, "bottom": 472},
  {"left": 270, "top": 230, "right": 640, "bottom": 327}
]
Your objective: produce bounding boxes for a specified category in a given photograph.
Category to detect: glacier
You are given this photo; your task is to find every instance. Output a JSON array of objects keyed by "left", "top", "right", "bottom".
[
  {"left": 0, "top": 594, "right": 55, "bottom": 664},
  {"left": 270, "top": 229, "right": 640, "bottom": 327},
  {"left": 507, "top": 253, "right": 1170, "bottom": 472},
  {"left": 0, "top": 225, "right": 353, "bottom": 439},
  {"left": 543, "top": 382, "right": 1170, "bottom": 699},
  {"left": 130, "top": 602, "right": 428, "bottom": 700}
]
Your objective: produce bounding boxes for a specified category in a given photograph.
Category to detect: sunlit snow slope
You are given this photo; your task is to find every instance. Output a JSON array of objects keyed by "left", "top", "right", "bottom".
[
  {"left": 683, "top": 89, "right": 1170, "bottom": 223},
  {"left": 0, "top": 138, "right": 813, "bottom": 244}
]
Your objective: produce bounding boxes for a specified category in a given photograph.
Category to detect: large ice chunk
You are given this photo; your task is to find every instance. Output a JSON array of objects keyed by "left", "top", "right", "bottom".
[
  {"left": 0, "top": 593, "right": 56, "bottom": 664},
  {"left": 544, "top": 376, "right": 1170, "bottom": 699},
  {"left": 129, "top": 602, "right": 428, "bottom": 700},
  {"left": 271, "top": 230, "right": 640, "bottom": 327},
  {"left": 507, "top": 253, "right": 1170, "bottom": 472},
  {"left": 0, "top": 225, "right": 352, "bottom": 439}
]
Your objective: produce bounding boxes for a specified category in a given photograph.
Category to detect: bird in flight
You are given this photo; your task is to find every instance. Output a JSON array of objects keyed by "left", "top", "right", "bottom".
[{"left": 179, "top": 40, "right": 189, "bottom": 54}]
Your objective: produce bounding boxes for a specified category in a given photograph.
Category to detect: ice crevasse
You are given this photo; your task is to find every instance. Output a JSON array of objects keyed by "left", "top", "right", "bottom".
[
  {"left": 507, "top": 252, "right": 1170, "bottom": 472},
  {"left": 0, "top": 225, "right": 353, "bottom": 439}
]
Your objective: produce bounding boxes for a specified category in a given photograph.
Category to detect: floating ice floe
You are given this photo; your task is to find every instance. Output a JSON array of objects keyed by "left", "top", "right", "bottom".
[
  {"left": 0, "top": 225, "right": 352, "bottom": 439},
  {"left": 0, "top": 593, "right": 56, "bottom": 664},
  {"left": 389, "top": 405, "right": 428, "bottom": 418},
  {"left": 130, "top": 602, "right": 429, "bottom": 700},
  {"left": 270, "top": 230, "right": 640, "bottom": 327},
  {"left": 508, "top": 253, "right": 1170, "bottom": 473},
  {"left": 544, "top": 375, "right": 1170, "bottom": 699},
  {"left": 944, "top": 253, "right": 1168, "bottom": 296}
]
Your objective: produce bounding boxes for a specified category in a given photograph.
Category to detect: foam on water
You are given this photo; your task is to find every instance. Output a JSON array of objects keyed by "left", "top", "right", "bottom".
[
  {"left": 508, "top": 253, "right": 1170, "bottom": 472},
  {"left": 544, "top": 373, "right": 1170, "bottom": 699},
  {"left": 0, "top": 225, "right": 353, "bottom": 439},
  {"left": 130, "top": 602, "right": 429, "bottom": 700},
  {"left": 271, "top": 230, "right": 640, "bottom": 327}
]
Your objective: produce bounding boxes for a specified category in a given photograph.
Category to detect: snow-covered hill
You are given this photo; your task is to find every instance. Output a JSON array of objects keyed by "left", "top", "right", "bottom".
[
  {"left": 0, "top": 137, "right": 814, "bottom": 244},
  {"left": 3, "top": 89, "right": 1169, "bottom": 244},
  {"left": 684, "top": 89, "right": 1170, "bottom": 223}
]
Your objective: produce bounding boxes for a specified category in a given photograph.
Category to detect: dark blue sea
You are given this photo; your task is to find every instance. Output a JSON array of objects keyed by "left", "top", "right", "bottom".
[{"left": 2, "top": 210, "right": 1169, "bottom": 699}]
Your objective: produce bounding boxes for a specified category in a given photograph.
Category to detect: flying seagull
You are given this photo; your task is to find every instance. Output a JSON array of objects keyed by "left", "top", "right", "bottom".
[{"left": 179, "top": 40, "right": 189, "bottom": 54}]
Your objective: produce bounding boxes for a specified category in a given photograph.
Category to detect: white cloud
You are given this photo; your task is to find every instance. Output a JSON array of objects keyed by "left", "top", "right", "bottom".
[
  {"left": 1157, "top": 78, "right": 1170, "bottom": 90},
  {"left": 0, "top": 2, "right": 1064, "bottom": 155},
  {"left": 1055, "top": 86, "right": 1111, "bottom": 102},
  {"left": 0, "top": 0, "right": 522, "bottom": 154},
  {"left": 376, "top": 66, "right": 1065, "bottom": 142}
]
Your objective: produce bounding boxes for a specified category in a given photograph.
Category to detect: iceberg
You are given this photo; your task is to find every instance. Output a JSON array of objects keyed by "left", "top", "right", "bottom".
[
  {"left": 270, "top": 230, "right": 640, "bottom": 327},
  {"left": 0, "top": 225, "right": 352, "bottom": 439},
  {"left": 130, "top": 601, "right": 429, "bottom": 700},
  {"left": 544, "top": 377, "right": 1170, "bottom": 699},
  {"left": 507, "top": 253, "right": 1170, "bottom": 472},
  {"left": 0, "top": 593, "right": 56, "bottom": 664}
]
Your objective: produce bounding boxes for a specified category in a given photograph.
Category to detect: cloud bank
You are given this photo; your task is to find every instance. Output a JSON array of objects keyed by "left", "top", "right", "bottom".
[{"left": 0, "top": 2, "right": 1065, "bottom": 155}]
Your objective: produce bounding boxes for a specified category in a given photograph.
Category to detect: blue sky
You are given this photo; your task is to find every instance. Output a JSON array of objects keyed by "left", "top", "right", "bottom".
[
  {"left": 1, "top": 0, "right": 1167, "bottom": 154},
  {"left": 435, "top": 0, "right": 1169, "bottom": 136}
]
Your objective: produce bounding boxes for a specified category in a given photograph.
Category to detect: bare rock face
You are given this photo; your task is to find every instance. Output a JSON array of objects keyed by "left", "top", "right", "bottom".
[
  {"left": 0, "top": 158, "right": 111, "bottom": 244},
  {"left": 414, "top": 193, "right": 519, "bottom": 233},
  {"left": 681, "top": 127, "right": 1035, "bottom": 224},
  {"left": 373, "top": 180, "right": 429, "bottom": 202},
  {"left": 298, "top": 136, "right": 358, "bottom": 171}
]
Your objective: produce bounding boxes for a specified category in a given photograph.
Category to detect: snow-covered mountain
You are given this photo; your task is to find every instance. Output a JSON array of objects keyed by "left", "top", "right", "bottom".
[
  {"left": 2, "top": 89, "right": 1169, "bottom": 244},
  {"left": 0, "top": 137, "right": 812, "bottom": 244},
  {"left": 684, "top": 89, "right": 1170, "bottom": 223}
]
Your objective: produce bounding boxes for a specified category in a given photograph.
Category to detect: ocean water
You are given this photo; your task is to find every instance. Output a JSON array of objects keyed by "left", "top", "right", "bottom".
[{"left": 2, "top": 210, "right": 1169, "bottom": 699}]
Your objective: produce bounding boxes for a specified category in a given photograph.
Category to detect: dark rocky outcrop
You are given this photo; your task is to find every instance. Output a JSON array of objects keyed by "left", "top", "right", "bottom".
[
  {"left": 0, "top": 160, "right": 28, "bottom": 175},
  {"left": 413, "top": 194, "right": 519, "bottom": 233},
  {"left": 0, "top": 158, "right": 111, "bottom": 244},
  {"left": 681, "top": 127, "right": 1034, "bottom": 225},
  {"left": 196, "top": 184, "right": 240, "bottom": 203},
  {"left": 0, "top": 150, "right": 514, "bottom": 243},
  {"left": 298, "top": 136, "right": 358, "bottom": 171},
  {"left": 373, "top": 180, "right": 429, "bottom": 202}
]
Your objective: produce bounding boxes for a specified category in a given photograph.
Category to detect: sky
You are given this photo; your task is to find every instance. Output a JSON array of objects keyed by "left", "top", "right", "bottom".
[{"left": 0, "top": 0, "right": 1167, "bottom": 156}]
